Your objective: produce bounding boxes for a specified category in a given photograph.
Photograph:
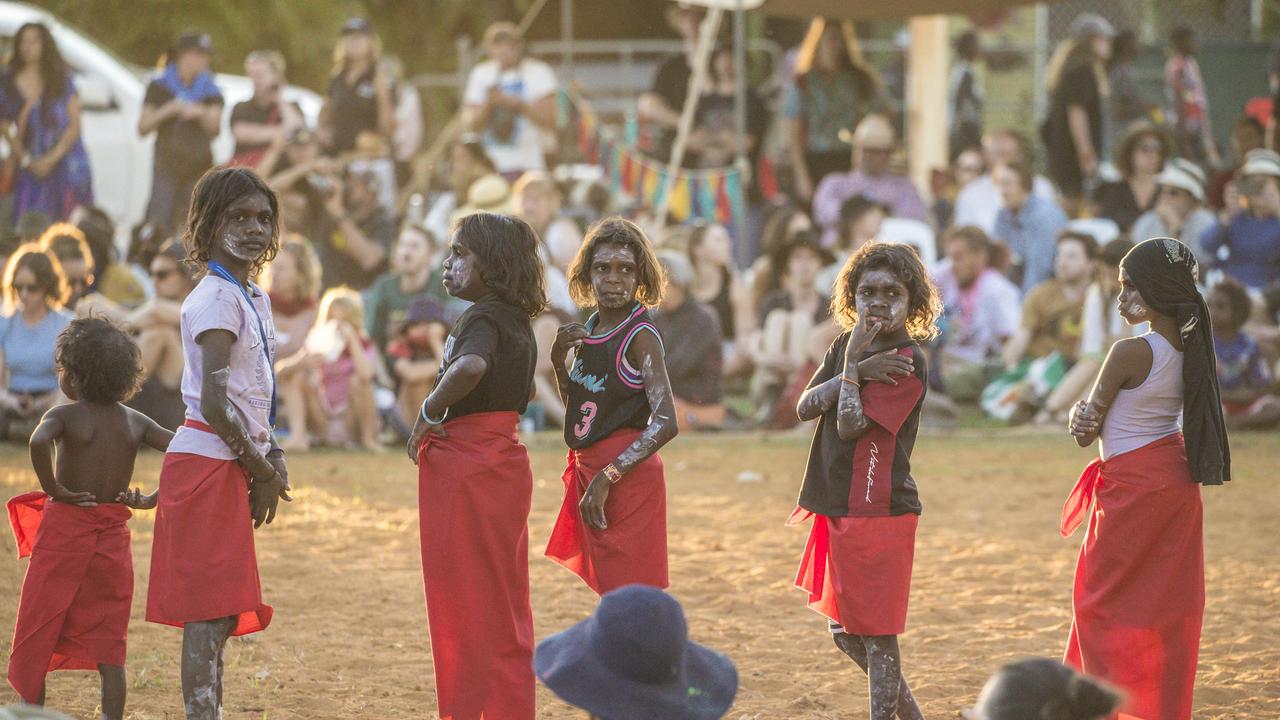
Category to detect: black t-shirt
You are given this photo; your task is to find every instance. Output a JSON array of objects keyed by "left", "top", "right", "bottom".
[
  {"left": 797, "top": 336, "right": 927, "bottom": 517},
  {"left": 144, "top": 79, "right": 223, "bottom": 180},
  {"left": 1092, "top": 180, "right": 1152, "bottom": 232},
  {"left": 229, "top": 97, "right": 303, "bottom": 159},
  {"left": 1046, "top": 61, "right": 1102, "bottom": 168},
  {"left": 326, "top": 68, "right": 380, "bottom": 153},
  {"left": 563, "top": 304, "right": 661, "bottom": 449},
  {"left": 317, "top": 205, "right": 394, "bottom": 291},
  {"left": 652, "top": 54, "right": 691, "bottom": 113},
  {"left": 440, "top": 299, "right": 536, "bottom": 420}
]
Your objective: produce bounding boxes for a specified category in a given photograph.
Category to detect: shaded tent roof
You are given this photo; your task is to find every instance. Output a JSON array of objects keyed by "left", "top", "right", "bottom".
[{"left": 757, "top": 0, "right": 1054, "bottom": 20}]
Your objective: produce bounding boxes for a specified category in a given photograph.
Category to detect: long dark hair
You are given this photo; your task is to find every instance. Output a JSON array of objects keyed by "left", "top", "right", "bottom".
[
  {"left": 453, "top": 212, "right": 548, "bottom": 317},
  {"left": 7, "top": 23, "right": 70, "bottom": 114},
  {"left": 183, "top": 167, "right": 281, "bottom": 278}
]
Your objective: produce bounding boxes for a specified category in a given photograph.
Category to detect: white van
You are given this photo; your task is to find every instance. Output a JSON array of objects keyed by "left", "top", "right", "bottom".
[{"left": 0, "top": 1, "right": 321, "bottom": 242}]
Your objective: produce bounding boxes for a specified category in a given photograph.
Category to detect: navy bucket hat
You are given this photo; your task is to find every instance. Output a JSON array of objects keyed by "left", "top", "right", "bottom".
[{"left": 535, "top": 585, "right": 738, "bottom": 720}]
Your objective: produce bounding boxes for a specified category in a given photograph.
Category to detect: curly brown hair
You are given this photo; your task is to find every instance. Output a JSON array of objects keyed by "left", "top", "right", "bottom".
[
  {"left": 183, "top": 167, "right": 281, "bottom": 277},
  {"left": 567, "top": 217, "right": 665, "bottom": 308},
  {"left": 56, "top": 317, "right": 142, "bottom": 403},
  {"left": 453, "top": 212, "right": 548, "bottom": 318},
  {"left": 830, "top": 243, "right": 941, "bottom": 340}
]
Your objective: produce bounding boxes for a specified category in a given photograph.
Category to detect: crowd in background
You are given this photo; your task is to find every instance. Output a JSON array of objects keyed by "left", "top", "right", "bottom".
[{"left": 1, "top": 7, "right": 1279, "bottom": 447}]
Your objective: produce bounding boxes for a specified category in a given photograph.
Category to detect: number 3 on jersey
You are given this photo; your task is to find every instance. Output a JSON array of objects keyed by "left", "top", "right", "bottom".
[{"left": 573, "top": 401, "right": 598, "bottom": 440}]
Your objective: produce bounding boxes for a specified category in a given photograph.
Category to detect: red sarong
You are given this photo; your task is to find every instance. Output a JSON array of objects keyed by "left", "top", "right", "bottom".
[
  {"left": 790, "top": 509, "right": 918, "bottom": 636},
  {"left": 418, "top": 411, "right": 535, "bottom": 720},
  {"left": 146, "top": 451, "right": 272, "bottom": 636},
  {"left": 6, "top": 494, "right": 132, "bottom": 703},
  {"left": 545, "top": 429, "right": 669, "bottom": 595},
  {"left": 1061, "top": 433, "right": 1203, "bottom": 720}
]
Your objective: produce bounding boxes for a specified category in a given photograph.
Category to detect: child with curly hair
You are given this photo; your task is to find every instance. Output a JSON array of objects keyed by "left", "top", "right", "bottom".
[
  {"left": 790, "top": 243, "right": 942, "bottom": 720},
  {"left": 7, "top": 317, "right": 172, "bottom": 720}
]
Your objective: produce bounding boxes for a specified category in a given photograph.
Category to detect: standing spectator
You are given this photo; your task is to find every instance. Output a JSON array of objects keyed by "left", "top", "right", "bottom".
[
  {"left": 1000, "top": 231, "right": 1096, "bottom": 372},
  {"left": 1092, "top": 122, "right": 1168, "bottom": 232},
  {"left": 362, "top": 223, "right": 444, "bottom": 355},
  {"left": 1165, "top": 27, "right": 1220, "bottom": 167},
  {"left": 655, "top": 251, "right": 726, "bottom": 430},
  {"left": 319, "top": 18, "right": 395, "bottom": 155},
  {"left": 0, "top": 244, "right": 69, "bottom": 439},
  {"left": 638, "top": 4, "right": 703, "bottom": 160},
  {"left": 784, "top": 18, "right": 887, "bottom": 203},
  {"left": 3, "top": 23, "right": 93, "bottom": 224},
  {"left": 424, "top": 138, "right": 497, "bottom": 245},
  {"left": 462, "top": 22, "right": 558, "bottom": 177},
  {"left": 1207, "top": 115, "right": 1264, "bottom": 212},
  {"left": 994, "top": 161, "right": 1068, "bottom": 293},
  {"left": 954, "top": 128, "right": 1056, "bottom": 235},
  {"left": 685, "top": 222, "right": 754, "bottom": 377},
  {"left": 382, "top": 56, "right": 424, "bottom": 187},
  {"left": 229, "top": 50, "right": 304, "bottom": 169},
  {"left": 1208, "top": 277, "right": 1280, "bottom": 429},
  {"left": 948, "top": 31, "right": 984, "bottom": 158},
  {"left": 812, "top": 114, "right": 928, "bottom": 247},
  {"left": 137, "top": 32, "right": 223, "bottom": 234},
  {"left": 1130, "top": 158, "right": 1217, "bottom": 265},
  {"left": 1041, "top": 14, "right": 1113, "bottom": 215},
  {"left": 318, "top": 167, "right": 395, "bottom": 290},
  {"left": 1107, "top": 30, "right": 1154, "bottom": 153},
  {"left": 512, "top": 171, "right": 582, "bottom": 273},
  {"left": 933, "top": 226, "right": 1021, "bottom": 402},
  {"left": 1202, "top": 148, "right": 1280, "bottom": 292},
  {"left": 690, "top": 44, "right": 771, "bottom": 173}
]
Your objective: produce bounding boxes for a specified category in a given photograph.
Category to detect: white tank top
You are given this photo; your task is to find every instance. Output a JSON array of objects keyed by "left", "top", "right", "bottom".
[{"left": 1099, "top": 331, "right": 1184, "bottom": 460}]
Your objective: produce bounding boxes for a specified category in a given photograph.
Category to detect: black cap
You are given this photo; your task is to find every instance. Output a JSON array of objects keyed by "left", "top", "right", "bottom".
[
  {"left": 174, "top": 32, "right": 213, "bottom": 55},
  {"left": 341, "top": 17, "right": 373, "bottom": 35}
]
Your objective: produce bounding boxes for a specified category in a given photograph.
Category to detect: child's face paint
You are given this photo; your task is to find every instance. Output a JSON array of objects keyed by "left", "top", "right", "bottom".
[
  {"left": 212, "top": 191, "right": 273, "bottom": 270},
  {"left": 1116, "top": 268, "right": 1152, "bottom": 325},
  {"left": 441, "top": 237, "right": 486, "bottom": 301},
  {"left": 590, "top": 242, "right": 640, "bottom": 311},
  {"left": 853, "top": 268, "right": 910, "bottom": 335}
]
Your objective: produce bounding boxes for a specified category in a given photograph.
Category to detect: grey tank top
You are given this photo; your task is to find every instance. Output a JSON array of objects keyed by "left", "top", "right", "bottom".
[{"left": 1099, "top": 331, "right": 1184, "bottom": 460}]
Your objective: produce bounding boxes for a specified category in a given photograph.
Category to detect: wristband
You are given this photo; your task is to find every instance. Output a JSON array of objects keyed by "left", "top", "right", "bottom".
[
  {"left": 840, "top": 375, "right": 861, "bottom": 387},
  {"left": 602, "top": 463, "right": 624, "bottom": 484},
  {"left": 419, "top": 399, "right": 446, "bottom": 425}
]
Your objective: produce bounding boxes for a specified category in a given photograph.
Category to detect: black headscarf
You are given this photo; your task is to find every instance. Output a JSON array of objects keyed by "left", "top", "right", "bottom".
[{"left": 1120, "top": 238, "right": 1230, "bottom": 485}]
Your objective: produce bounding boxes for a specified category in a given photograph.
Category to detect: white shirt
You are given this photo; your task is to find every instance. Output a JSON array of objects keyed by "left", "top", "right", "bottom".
[
  {"left": 168, "top": 276, "right": 277, "bottom": 460},
  {"left": 464, "top": 58, "right": 558, "bottom": 174},
  {"left": 953, "top": 172, "right": 1057, "bottom": 236},
  {"left": 933, "top": 263, "right": 1021, "bottom": 364}
]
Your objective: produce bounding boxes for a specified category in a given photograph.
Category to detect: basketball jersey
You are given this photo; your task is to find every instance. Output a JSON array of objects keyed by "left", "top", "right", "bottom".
[{"left": 564, "top": 304, "right": 663, "bottom": 450}]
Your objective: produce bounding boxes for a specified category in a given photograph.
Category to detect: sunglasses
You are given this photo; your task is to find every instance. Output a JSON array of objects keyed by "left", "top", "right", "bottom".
[
  {"left": 66, "top": 276, "right": 89, "bottom": 289},
  {"left": 11, "top": 283, "right": 43, "bottom": 295},
  {"left": 151, "top": 268, "right": 176, "bottom": 281}
]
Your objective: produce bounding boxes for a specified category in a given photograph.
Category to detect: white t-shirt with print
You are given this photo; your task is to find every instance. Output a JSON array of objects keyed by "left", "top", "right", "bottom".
[
  {"left": 168, "top": 275, "right": 277, "bottom": 460},
  {"left": 464, "top": 58, "right": 558, "bottom": 174}
]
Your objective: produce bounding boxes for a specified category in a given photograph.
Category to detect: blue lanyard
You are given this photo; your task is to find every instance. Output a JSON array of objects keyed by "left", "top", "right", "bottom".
[{"left": 207, "top": 261, "right": 276, "bottom": 426}]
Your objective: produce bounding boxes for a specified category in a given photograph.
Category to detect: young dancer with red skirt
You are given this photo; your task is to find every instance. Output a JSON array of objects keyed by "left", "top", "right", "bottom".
[
  {"left": 1064, "top": 237, "right": 1229, "bottom": 720},
  {"left": 145, "top": 167, "right": 291, "bottom": 720},
  {"left": 545, "top": 217, "right": 677, "bottom": 595},
  {"left": 405, "top": 212, "right": 547, "bottom": 720},
  {"left": 791, "top": 243, "right": 941, "bottom": 720}
]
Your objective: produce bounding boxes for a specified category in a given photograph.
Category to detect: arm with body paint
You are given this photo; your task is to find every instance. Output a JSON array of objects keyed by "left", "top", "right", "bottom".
[
  {"left": 578, "top": 330, "right": 678, "bottom": 530},
  {"left": 1069, "top": 337, "right": 1150, "bottom": 447},
  {"left": 197, "top": 329, "right": 289, "bottom": 527},
  {"left": 404, "top": 354, "right": 489, "bottom": 463},
  {"left": 835, "top": 321, "right": 881, "bottom": 442},
  {"left": 796, "top": 374, "right": 840, "bottom": 422}
]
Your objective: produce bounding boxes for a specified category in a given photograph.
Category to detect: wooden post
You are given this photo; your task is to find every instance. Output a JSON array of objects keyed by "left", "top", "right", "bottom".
[
  {"left": 906, "top": 15, "right": 949, "bottom": 202},
  {"left": 656, "top": 7, "right": 723, "bottom": 221}
]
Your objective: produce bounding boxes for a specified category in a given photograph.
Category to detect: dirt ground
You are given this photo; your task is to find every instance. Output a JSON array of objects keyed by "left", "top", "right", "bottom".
[{"left": 1, "top": 430, "right": 1277, "bottom": 719}]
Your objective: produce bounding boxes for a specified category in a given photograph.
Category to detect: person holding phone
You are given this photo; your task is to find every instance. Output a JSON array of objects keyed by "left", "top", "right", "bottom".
[{"left": 229, "top": 50, "right": 304, "bottom": 170}]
